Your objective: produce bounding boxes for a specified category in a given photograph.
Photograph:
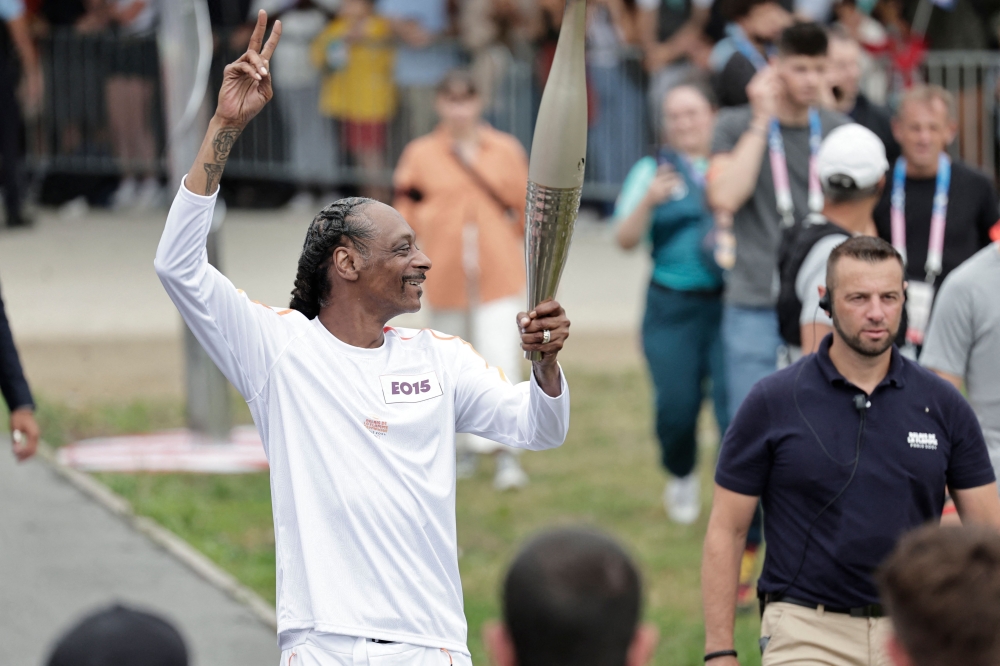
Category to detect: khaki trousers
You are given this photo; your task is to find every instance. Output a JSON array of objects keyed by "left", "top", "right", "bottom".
[{"left": 760, "top": 602, "right": 892, "bottom": 666}]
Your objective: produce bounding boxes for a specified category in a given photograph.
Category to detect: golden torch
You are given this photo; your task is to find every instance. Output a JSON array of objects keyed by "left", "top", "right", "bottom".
[{"left": 523, "top": 0, "right": 588, "bottom": 361}]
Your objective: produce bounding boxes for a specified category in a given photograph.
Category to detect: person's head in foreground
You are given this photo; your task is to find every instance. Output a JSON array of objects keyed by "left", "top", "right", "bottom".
[
  {"left": 484, "top": 528, "right": 659, "bottom": 666},
  {"left": 817, "top": 123, "right": 888, "bottom": 211},
  {"left": 47, "top": 604, "right": 188, "bottom": 666},
  {"left": 661, "top": 80, "right": 717, "bottom": 156},
  {"left": 289, "top": 197, "right": 432, "bottom": 321},
  {"left": 774, "top": 21, "right": 829, "bottom": 108},
  {"left": 893, "top": 85, "right": 957, "bottom": 177},
  {"left": 821, "top": 236, "right": 905, "bottom": 357},
  {"left": 877, "top": 525, "right": 1000, "bottom": 666}
]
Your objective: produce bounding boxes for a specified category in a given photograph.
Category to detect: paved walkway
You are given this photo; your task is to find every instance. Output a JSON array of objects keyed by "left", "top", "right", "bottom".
[{"left": 0, "top": 446, "right": 279, "bottom": 666}]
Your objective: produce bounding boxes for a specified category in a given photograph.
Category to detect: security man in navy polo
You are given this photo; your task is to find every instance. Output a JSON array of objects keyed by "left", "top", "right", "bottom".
[{"left": 700, "top": 236, "right": 1000, "bottom": 666}]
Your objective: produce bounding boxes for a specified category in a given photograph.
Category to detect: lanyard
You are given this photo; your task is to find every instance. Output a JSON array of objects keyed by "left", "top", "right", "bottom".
[
  {"left": 890, "top": 154, "right": 950, "bottom": 282},
  {"left": 728, "top": 24, "right": 768, "bottom": 71},
  {"left": 768, "top": 108, "right": 823, "bottom": 228},
  {"left": 657, "top": 149, "right": 708, "bottom": 194},
  {"left": 664, "top": 150, "right": 707, "bottom": 190}
]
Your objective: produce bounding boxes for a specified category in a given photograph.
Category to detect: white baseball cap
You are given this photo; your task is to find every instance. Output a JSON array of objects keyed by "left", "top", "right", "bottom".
[{"left": 817, "top": 123, "right": 889, "bottom": 191}]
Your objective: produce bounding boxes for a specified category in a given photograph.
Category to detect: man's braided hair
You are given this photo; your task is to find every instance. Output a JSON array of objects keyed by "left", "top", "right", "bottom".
[{"left": 289, "top": 198, "right": 377, "bottom": 319}]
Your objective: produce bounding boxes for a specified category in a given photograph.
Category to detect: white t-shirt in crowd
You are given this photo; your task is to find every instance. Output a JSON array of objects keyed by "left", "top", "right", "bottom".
[
  {"left": 154, "top": 182, "right": 571, "bottom": 654},
  {"left": 796, "top": 232, "right": 849, "bottom": 330},
  {"left": 921, "top": 242, "right": 1000, "bottom": 485}
]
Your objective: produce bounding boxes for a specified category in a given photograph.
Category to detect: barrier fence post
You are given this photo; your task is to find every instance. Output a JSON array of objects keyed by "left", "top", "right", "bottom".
[{"left": 160, "top": 0, "right": 231, "bottom": 442}]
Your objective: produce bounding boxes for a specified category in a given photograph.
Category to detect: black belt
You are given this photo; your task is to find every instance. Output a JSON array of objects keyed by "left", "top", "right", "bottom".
[{"left": 759, "top": 592, "right": 884, "bottom": 618}]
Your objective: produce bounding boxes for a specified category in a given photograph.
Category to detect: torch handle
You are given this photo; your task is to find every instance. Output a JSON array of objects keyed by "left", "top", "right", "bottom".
[{"left": 523, "top": 181, "right": 582, "bottom": 361}]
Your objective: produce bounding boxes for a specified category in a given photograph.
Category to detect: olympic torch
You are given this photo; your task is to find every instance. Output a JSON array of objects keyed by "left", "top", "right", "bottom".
[{"left": 523, "top": 0, "right": 588, "bottom": 361}]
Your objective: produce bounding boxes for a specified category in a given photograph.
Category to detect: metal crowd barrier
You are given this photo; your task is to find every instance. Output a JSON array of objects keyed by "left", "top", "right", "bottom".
[
  {"left": 28, "top": 29, "right": 1000, "bottom": 204},
  {"left": 27, "top": 29, "right": 166, "bottom": 177},
  {"left": 923, "top": 51, "right": 1000, "bottom": 183},
  {"left": 27, "top": 29, "right": 657, "bottom": 203}
]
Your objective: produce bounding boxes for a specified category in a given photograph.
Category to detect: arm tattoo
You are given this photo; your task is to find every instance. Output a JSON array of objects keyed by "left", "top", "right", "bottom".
[
  {"left": 199, "top": 126, "right": 241, "bottom": 194},
  {"left": 203, "top": 163, "right": 224, "bottom": 195},
  {"left": 212, "top": 127, "right": 241, "bottom": 163}
]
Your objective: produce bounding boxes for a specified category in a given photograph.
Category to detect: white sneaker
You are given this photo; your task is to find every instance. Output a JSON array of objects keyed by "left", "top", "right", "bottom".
[
  {"left": 664, "top": 475, "right": 700, "bottom": 525},
  {"left": 58, "top": 195, "right": 89, "bottom": 220},
  {"left": 285, "top": 190, "right": 315, "bottom": 211},
  {"left": 493, "top": 452, "right": 528, "bottom": 491},
  {"left": 456, "top": 449, "right": 478, "bottom": 479},
  {"left": 134, "top": 177, "right": 162, "bottom": 210},
  {"left": 318, "top": 191, "right": 344, "bottom": 208},
  {"left": 111, "top": 177, "right": 138, "bottom": 210}
]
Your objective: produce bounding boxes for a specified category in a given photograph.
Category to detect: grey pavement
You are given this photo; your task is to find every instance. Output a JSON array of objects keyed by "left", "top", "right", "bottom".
[
  {"left": 2, "top": 205, "right": 650, "bottom": 402},
  {"left": 0, "top": 446, "right": 280, "bottom": 666},
  {"left": 0, "top": 205, "right": 649, "bottom": 343}
]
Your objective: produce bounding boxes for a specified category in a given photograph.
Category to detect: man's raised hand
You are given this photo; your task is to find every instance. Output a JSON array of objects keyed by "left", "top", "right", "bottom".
[
  {"left": 186, "top": 10, "right": 281, "bottom": 196},
  {"left": 216, "top": 10, "right": 282, "bottom": 129}
]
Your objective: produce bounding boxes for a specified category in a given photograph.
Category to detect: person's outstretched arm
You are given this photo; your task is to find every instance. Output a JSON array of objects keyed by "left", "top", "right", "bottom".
[
  {"left": 453, "top": 300, "right": 571, "bottom": 451},
  {"left": 0, "top": 280, "right": 39, "bottom": 461},
  {"left": 706, "top": 68, "right": 776, "bottom": 213},
  {"left": 702, "top": 485, "right": 758, "bottom": 666},
  {"left": 154, "top": 11, "right": 290, "bottom": 402},
  {"left": 184, "top": 10, "right": 281, "bottom": 197}
]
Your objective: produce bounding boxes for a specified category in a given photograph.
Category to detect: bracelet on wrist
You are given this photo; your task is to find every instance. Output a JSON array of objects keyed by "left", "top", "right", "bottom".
[{"left": 704, "top": 649, "right": 738, "bottom": 662}]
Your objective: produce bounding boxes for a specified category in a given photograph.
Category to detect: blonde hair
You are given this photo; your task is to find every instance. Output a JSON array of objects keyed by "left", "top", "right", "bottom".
[{"left": 896, "top": 84, "right": 956, "bottom": 121}]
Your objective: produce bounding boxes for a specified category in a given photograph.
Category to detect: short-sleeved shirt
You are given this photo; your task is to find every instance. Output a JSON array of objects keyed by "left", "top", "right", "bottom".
[
  {"left": 921, "top": 243, "right": 1000, "bottom": 484},
  {"left": 0, "top": 0, "right": 24, "bottom": 21},
  {"left": 796, "top": 232, "right": 848, "bottom": 329},
  {"left": 376, "top": 0, "right": 459, "bottom": 87},
  {"left": 713, "top": 51, "right": 756, "bottom": 108},
  {"left": 614, "top": 155, "right": 721, "bottom": 292},
  {"left": 873, "top": 160, "right": 997, "bottom": 286},
  {"left": 716, "top": 335, "right": 995, "bottom": 608},
  {"left": 711, "top": 106, "right": 850, "bottom": 307}
]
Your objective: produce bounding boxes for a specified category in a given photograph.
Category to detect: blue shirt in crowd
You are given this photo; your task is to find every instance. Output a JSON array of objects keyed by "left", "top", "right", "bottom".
[
  {"left": 615, "top": 153, "right": 721, "bottom": 292},
  {"left": 376, "top": 0, "right": 459, "bottom": 87},
  {"left": 0, "top": 0, "right": 24, "bottom": 21},
  {"left": 716, "top": 335, "right": 995, "bottom": 608}
]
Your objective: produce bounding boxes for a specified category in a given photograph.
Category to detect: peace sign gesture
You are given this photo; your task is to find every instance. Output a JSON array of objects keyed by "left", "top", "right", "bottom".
[
  {"left": 216, "top": 10, "right": 282, "bottom": 129},
  {"left": 186, "top": 10, "right": 281, "bottom": 195}
]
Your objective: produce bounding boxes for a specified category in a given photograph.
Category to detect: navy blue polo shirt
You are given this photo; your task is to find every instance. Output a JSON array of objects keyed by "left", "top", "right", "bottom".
[{"left": 716, "top": 335, "right": 995, "bottom": 608}]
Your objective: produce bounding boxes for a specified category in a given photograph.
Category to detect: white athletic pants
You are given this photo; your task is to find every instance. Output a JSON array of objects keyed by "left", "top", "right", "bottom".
[
  {"left": 430, "top": 295, "right": 525, "bottom": 455},
  {"left": 280, "top": 635, "right": 473, "bottom": 666}
]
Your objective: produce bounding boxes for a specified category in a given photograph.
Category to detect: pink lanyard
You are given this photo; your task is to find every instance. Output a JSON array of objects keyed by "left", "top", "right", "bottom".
[
  {"left": 768, "top": 108, "right": 823, "bottom": 228},
  {"left": 890, "top": 154, "right": 951, "bottom": 283}
]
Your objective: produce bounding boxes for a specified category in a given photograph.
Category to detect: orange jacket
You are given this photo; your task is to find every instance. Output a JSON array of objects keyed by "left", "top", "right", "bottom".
[{"left": 393, "top": 124, "right": 528, "bottom": 310}]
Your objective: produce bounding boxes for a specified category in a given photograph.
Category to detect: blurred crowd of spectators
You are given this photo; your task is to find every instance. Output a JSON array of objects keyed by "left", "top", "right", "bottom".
[{"left": 3, "top": 0, "right": 1000, "bottom": 219}]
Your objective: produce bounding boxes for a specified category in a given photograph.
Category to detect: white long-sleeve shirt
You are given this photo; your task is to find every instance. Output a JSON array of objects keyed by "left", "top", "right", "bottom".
[{"left": 154, "top": 182, "right": 570, "bottom": 654}]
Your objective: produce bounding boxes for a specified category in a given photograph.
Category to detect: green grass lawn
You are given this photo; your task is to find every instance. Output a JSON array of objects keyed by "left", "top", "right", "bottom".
[{"left": 42, "top": 365, "right": 761, "bottom": 665}]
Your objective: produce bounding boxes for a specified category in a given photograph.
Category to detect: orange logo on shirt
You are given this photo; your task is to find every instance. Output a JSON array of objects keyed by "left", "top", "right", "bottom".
[{"left": 365, "top": 418, "right": 388, "bottom": 437}]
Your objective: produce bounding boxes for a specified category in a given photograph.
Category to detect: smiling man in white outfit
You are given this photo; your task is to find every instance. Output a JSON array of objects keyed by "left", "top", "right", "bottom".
[{"left": 153, "top": 12, "right": 572, "bottom": 666}]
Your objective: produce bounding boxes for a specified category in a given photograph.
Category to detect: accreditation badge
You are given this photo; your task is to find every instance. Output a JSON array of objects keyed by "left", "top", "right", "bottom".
[{"left": 905, "top": 280, "right": 936, "bottom": 347}]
